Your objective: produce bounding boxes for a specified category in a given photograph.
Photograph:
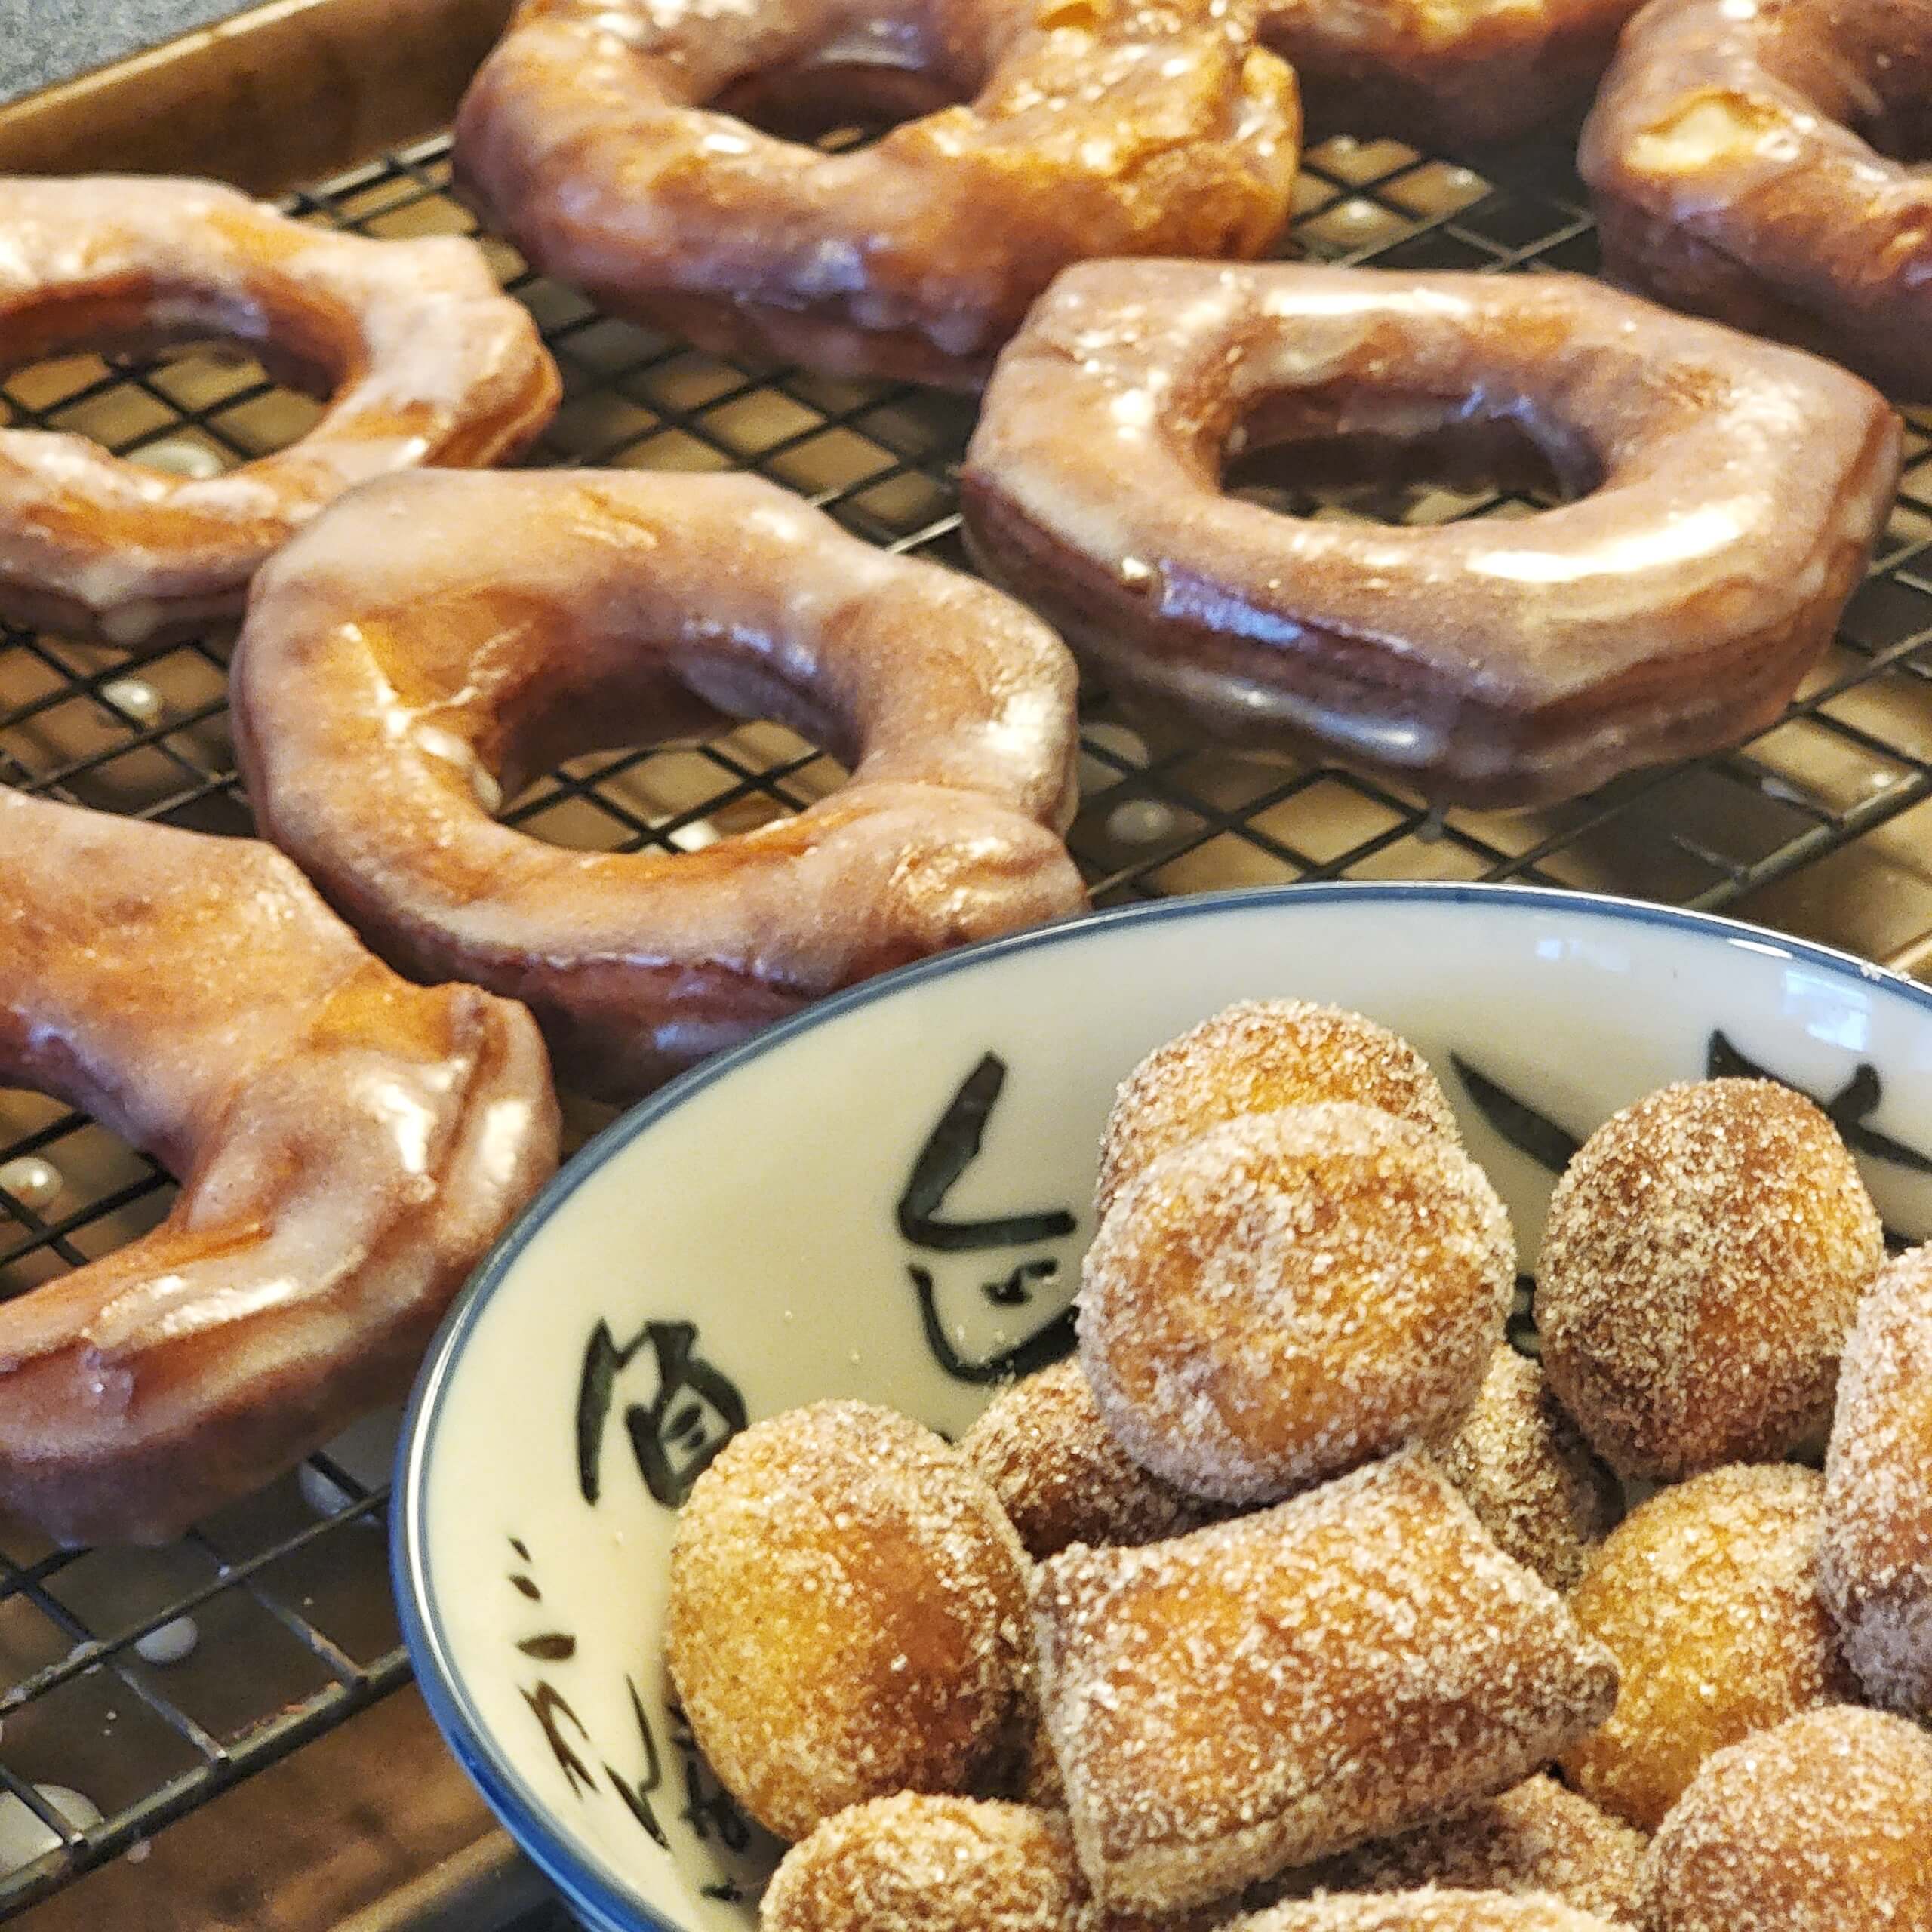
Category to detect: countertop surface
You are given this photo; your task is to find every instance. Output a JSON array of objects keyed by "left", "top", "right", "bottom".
[{"left": 1, "top": 0, "right": 253, "bottom": 103}]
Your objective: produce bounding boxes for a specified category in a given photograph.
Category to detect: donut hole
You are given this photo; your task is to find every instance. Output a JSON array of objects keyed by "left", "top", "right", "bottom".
[
  {"left": 712, "top": 33, "right": 975, "bottom": 147},
  {"left": 499, "top": 716, "right": 849, "bottom": 855},
  {"left": 1223, "top": 398, "right": 1601, "bottom": 525},
  {"left": 0, "top": 286, "right": 342, "bottom": 466}
]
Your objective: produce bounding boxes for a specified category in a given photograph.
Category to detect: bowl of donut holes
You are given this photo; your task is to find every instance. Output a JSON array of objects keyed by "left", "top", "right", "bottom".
[{"left": 395, "top": 881, "right": 1932, "bottom": 1932}]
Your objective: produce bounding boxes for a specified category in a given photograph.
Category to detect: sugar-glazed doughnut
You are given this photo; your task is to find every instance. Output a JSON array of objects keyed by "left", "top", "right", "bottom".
[
  {"left": 1580, "top": 0, "right": 1932, "bottom": 399},
  {"left": 665, "top": 1402, "right": 1031, "bottom": 1841},
  {"left": 452, "top": 0, "right": 1299, "bottom": 389},
  {"left": 232, "top": 468, "right": 1084, "bottom": 1102},
  {"left": 1232, "top": 1893, "right": 1626, "bottom": 1932},
  {"left": 1558, "top": 1464, "right": 1857, "bottom": 1831},
  {"left": 1281, "top": 1776, "right": 1650, "bottom": 1927},
  {"left": 0, "top": 175, "right": 558, "bottom": 645},
  {"left": 1646, "top": 1706, "right": 1932, "bottom": 1932},
  {"left": 1537, "top": 1079, "right": 1882, "bottom": 1483},
  {"left": 1261, "top": 0, "right": 1645, "bottom": 147},
  {"left": 0, "top": 789, "right": 558, "bottom": 1546},
  {"left": 1096, "top": 998, "right": 1460, "bottom": 1224},
  {"left": 961, "top": 260, "right": 1899, "bottom": 808},
  {"left": 1822, "top": 1243, "right": 1932, "bottom": 1718},
  {"left": 1029, "top": 1453, "right": 1619, "bottom": 1912}
]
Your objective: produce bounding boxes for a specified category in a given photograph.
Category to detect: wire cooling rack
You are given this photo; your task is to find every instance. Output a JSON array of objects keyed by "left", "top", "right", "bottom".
[{"left": 2, "top": 117, "right": 1932, "bottom": 1916}]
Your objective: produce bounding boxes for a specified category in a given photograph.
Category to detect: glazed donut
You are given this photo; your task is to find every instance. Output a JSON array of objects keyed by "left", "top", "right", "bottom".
[
  {"left": 1260, "top": 0, "right": 1644, "bottom": 147},
  {"left": 232, "top": 468, "right": 1084, "bottom": 1102},
  {"left": 0, "top": 789, "right": 558, "bottom": 1547},
  {"left": 0, "top": 175, "right": 558, "bottom": 645},
  {"left": 451, "top": 0, "right": 1298, "bottom": 389},
  {"left": 1580, "top": 0, "right": 1932, "bottom": 399},
  {"left": 961, "top": 260, "right": 1900, "bottom": 808}
]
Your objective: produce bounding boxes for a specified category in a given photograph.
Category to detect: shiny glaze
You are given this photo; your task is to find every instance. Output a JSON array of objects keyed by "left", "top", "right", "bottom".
[
  {"left": 231, "top": 469, "right": 1086, "bottom": 1100},
  {"left": 1580, "top": 0, "right": 1932, "bottom": 399},
  {"left": 961, "top": 259, "right": 1900, "bottom": 808},
  {"left": 1261, "top": 0, "right": 1645, "bottom": 146},
  {"left": 0, "top": 175, "right": 560, "bottom": 645},
  {"left": 452, "top": 0, "right": 1297, "bottom": 389},
  {"left": 0, "top": 789, "right": 559, "bottom": 1546}
]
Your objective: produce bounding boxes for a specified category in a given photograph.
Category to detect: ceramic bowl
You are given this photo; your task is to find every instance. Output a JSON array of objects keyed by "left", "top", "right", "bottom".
[{"left": 394, "top": 881, "right": 1932, "bottom": 1932}]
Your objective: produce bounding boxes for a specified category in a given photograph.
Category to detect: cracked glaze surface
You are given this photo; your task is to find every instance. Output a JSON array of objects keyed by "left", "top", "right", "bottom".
[
  {"left": 961, "top": 258, "right": 1899, "bottom": 808},
  {"left": 0, "top": 174, "right": 559, "bottom": 643},
  {"left": 453, "top": 0, "right": 1298, "bottom": 387},
  {"left": 0, "top": 789, "right": 559, "bottom": 1546},
  {"left": 232, "top": 468, "right": 1085, "bottom": 1103}
]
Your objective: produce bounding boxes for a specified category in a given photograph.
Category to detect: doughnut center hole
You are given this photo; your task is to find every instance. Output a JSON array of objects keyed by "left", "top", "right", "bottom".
[
  {"left": 1, "top": 289, "right": 337, "bottom": 466},
  {"left": 497, "top": 715, "right": 850, "bottom": 855},
  {"left": 713, "top": 31, "right": 971, "bottom": 146},
  {"left": 1223, "top": 398, "right": 1599, "bottom": 524}
]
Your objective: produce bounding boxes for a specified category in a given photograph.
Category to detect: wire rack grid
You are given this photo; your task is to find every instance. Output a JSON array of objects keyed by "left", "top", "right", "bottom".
[{"left": 1, "top": 115, "right": 1931, "bottom": 1916}]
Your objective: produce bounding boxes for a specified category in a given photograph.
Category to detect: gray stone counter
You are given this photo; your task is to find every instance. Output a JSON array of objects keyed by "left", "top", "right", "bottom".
[{"left": 2, "top": 1, "right": 254, "bottom": 104}]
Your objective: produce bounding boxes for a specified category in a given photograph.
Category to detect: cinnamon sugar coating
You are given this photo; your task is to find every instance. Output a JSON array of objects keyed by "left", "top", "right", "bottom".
[
  {"left": 1647, "top": 1706, "right": 1932, "bottom": 1932},
  {"left": 1580, "top": 0, "right": 1932, "bottom": 398},
  {"left": 961, "top": 1358, "right": 1215, "bottom": 1561},
  {"left": 1821, "top": 1243, "right": 1932, "bottom": 1717},
  {"left": 961, "top": 261, "right": 1897, "bottom": 808},
  {"left": 761, "top": 1795, "right": 1183, "bottom": 1931},
  {"left": 666, "top": 1401, "right": 1032, "bottom": 1842},
  {"left": 233, "top": 468, "right": 1084, "bottom": 1103},
  {"left": 1096, "top": 1001, "right": 1460, "bottom": 1223},
  {"left": 1558, "top": 1464, "right": 1857, "bottom": 1832},
  {"left": 1079, "top": 1104, "right": 1514, "bottom": 1503},
  {"left": 0, "top": 174, "right": 557, "bottom": 645},
  {"left": 1279, "top": 1777, "right": 1649, "bottom": 1927},
  {"left": 0, "top": 790, "right": 559, "bottom": 1547},
  {"left": 454, "top": 0, "right": 1299, "bottom": 389},
  {"left": 1029, "top": 1454, "right": 1619, "bottom": 1913},
  {"left": 1537, "top": 1079, "right": 1883, "bottom": 1481},
  {"left": 1233, "top": 1892, "right": 1626, "bottom": 1932},
  {"left": 1437, "top": 1348, "right": 1622, "bottom": 1593}
]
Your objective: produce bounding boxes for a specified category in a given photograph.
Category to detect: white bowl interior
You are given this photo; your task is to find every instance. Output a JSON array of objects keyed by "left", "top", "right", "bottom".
[{"left": 398, "top": 886, "right": 1932, "bottom": 1932}]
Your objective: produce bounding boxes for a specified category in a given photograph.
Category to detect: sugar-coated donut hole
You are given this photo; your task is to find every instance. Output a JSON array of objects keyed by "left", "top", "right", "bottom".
[{"left": 1223, "top": 386, "right": 1602, "bottom": 525}]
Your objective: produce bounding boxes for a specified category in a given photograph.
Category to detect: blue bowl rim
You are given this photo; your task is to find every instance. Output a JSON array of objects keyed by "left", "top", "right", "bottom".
[{"left": 392, "top": 877, "right": 1930, "bottom": 1930}]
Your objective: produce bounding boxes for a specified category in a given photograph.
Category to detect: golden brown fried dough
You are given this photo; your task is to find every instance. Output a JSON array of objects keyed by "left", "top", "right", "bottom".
[
  {"left": 1647, "top": 1706, "right": 1932, "bottom": 1932},
  {"left": 961, "top": 1358, "right": 1214, "bottom": 1561},
  {"left": 1030, "top": 1454, "right": 1618, "bottom": 1913},
  {"left": 1096, "top": 1000, "right": 1460, "bottom": 1222},
  {"left": 666, "top": 1401, "right": 1030, "bottom": 1841},
  {"left": 1283, "top": 1777, "right": 1648, "bottom": 1925},
  {"left": 1437, "top": 1348, "right": 1623, "bottom": 1593},
  {"left": 1822, "top": 1243, "right": 1932, "bottom": 1717},
  {"left": 1558, "top": 1464, "right": 1857, "bottom": 1831},
  {"left": 1232, "top": 1887, "right": 1626, "bottom": 1931},
  {"left": 760, "top": 1795, "right": 1184, "bottom": 1932},
  {"left": 1538, "top": 1080, "right": 1881, "bottom": 1481},
  {"left": 1081, "top": 1105, "right": 1514, "bottom": 1503}
]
